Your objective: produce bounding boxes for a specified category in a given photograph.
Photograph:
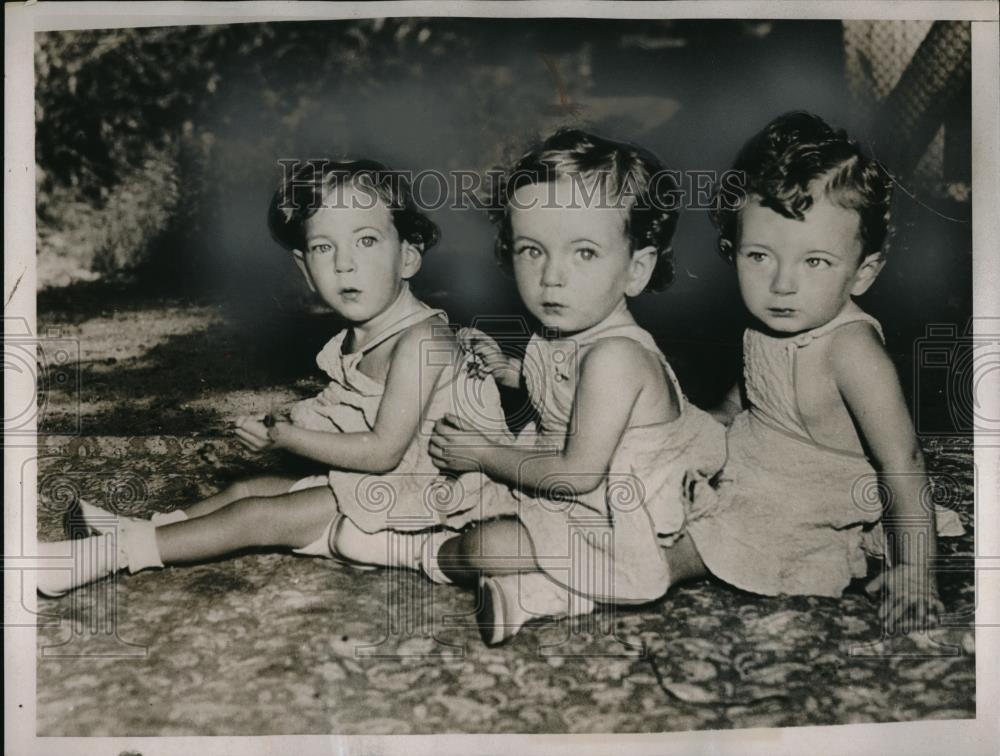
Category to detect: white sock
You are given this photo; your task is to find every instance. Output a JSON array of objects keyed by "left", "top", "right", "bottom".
[
  {"left": 120, "top": 519, "right": 164, "bottom": 573},
  {"left": 76, "top": 500, "right": 163, "bottom": 572}
]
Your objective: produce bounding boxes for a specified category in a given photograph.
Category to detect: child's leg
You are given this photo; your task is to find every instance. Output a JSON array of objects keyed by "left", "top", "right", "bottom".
[
  {"left": 71, "top": 476, "right": 303, "bottom": 534},
  {"left": 435, "top": 522, "right": 710, "bottom": 645},
  {"left": 429, "top": 518, "right": 592, "bottom": 645},
  {"left": 172, "top": 475, "right": 301, "bottom": 520},
  {"left": 155, "top": 485, "right": 337, "bottom": 564},
  {"left": 39, "top": 487, "right": 336, "bottom": 597},
  {"left": 290, "top": 514, "right": 425, "bottom": 572},
  {"left": 435, "top": 517, "right": 538, "bottom": 585}
]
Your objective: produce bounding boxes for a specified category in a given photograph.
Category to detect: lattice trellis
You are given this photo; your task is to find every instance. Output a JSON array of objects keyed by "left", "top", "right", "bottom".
[{"left": 843, "top": 20, "right": 970, "bottom": 191}]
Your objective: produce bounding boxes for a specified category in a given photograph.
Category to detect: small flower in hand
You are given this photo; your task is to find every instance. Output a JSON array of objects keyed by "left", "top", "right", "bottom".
[
  {"left": 458, "top": 327, "right": 520, "bottom": 388},
  {"left": 429, "top": 413, "right": 485, "bottom": 474},
  {"left": 233, "top": 415, "right": 278, "bottom": 452}
]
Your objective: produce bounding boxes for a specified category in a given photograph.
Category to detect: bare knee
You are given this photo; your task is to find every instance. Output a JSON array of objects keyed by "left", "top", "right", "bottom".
[
  {"left": 225, "top": 479, "right": 255, "bottom": 502},
  {"left": 227, "top": 496, "right": 284, "bottom": 545},
  {"left": 439, "top": 518, "right": 535, "bottom": 582}
]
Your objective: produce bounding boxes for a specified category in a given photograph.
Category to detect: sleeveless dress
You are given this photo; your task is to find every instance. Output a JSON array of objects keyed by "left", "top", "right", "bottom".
[
  {"left": 685, "top": 309, "right": 965, "bottom": 597},
  {"left": 288, "top": 286, "right": 514, "bottom": 544},
  {"left": 487, "top": 303, "right": 727, "bottom": 604}
]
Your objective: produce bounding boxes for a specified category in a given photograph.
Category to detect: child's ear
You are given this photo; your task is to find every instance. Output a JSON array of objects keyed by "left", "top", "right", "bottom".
[
  {"left": 291, "top": 249, "right": 317, "bottom": 293},
  {"left": 850, "top": 252, "right": 885, "bottom": 296},
  {"left": 625, "top": 245, "right": 658, "bottom": 297},
  {"left": 400, "top": 241, "right": 423, "bottom": 280}
]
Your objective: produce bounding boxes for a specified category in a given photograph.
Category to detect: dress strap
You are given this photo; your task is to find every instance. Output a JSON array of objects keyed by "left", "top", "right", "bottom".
[
  {"left": 354, "top": 286, "right": 447, "bottom": 355},
  {"left": 792, "top": 307, "right": 884, "bottom": 347},
  {"left": 786, "top": 307, "right": 885, "bottom": 457},
  {"left": 358, "top": 307, "right": 445, "bottom": 354}
]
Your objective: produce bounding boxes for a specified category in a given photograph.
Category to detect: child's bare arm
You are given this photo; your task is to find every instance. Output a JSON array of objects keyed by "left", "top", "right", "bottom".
[
  {"left": 459, "top": 328, "right": 522, "bottom": 388},
  {"left": 832, "top": 323, "right": 942, "bottom": 625},
  {"left": 270, "top": 321, "right": 454, "bottom": 473},
  {"left": 431, "top": 338, "right": 670, "bottom": 496}
]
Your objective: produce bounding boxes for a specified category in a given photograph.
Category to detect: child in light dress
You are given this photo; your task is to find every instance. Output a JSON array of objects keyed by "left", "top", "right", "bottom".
[
  {"left": 426, "top": 129, "right": 727, "bottom": 645},
  {"left": 682, "top": 112, "right": 964, "bottom": 627},
  {"left": 37, "top": 159, "right": 511, "bottom": 597}
]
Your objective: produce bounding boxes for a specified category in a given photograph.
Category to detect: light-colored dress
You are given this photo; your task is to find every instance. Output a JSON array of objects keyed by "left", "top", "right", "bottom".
[
  {"left": 492, "top": 304, "right": 727, "bottom": 604},
  {"left": 686, "top": 309, "right": 965, "bottom": 597},
  {"left": 289, "top": 286, "right": 513, "bottom": 544}
]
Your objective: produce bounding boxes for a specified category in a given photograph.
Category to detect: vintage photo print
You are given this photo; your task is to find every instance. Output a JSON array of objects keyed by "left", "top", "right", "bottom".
[{"left": 5, "top": 2, "right": 999, "bottom": 755}]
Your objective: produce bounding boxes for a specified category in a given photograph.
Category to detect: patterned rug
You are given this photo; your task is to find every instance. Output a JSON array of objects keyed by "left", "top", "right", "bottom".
[{"left": 35, "top": 434, "right": 975, "bottom": 735}]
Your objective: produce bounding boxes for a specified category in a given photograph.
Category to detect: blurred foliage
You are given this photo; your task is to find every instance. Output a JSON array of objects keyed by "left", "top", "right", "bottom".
[
  {"left": 35, "top": 20, "right": 468, "bottom": 200},
  {"left": 34, "top": 19, "right": 484, "bottom": 285}
]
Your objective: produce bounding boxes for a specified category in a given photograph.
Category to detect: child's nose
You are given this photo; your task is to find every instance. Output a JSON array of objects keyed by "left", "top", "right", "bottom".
[
  {"left": 334, "top": 247, "right": 356, "bottom": 273},
  {"left": 541, "top": 257, "right": 566, "bottom": 287},
  {"left": 770, "top": 263, "right": 798, "bottom": 295}
]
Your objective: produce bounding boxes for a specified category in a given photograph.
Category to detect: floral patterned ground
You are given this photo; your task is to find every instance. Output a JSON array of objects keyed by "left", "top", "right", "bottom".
[
  {"left": 33, "top": 296, "right": 976, "bottom": 735},
  {"left": 34, "top": 434, "right": 975, "bottom": 735}
]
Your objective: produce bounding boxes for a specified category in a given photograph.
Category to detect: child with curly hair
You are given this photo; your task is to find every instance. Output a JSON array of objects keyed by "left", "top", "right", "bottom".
[
  {"left": 38, "top": 159, "right": 511, "bottom": 596},
  {"left": 426, "top": 129, "right": 726, "bottom": 645},
  {"left": 685, "top": 112, "right": 964, "bottom": 627}
]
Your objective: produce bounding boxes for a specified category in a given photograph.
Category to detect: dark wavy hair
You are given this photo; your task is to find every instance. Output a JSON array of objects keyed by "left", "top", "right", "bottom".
[
  {"left": 489, "top": 129, "right": 681, "bottom": 292},
  {"left": 712, "top": 111, "right": 893, "bottom": 263},
  {"left": 268, "top": 159, "right": 439, "bottom": 253}
]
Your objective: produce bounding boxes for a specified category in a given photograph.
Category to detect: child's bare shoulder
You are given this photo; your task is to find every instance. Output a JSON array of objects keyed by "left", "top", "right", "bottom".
[
  {"left": 584, "top": 335, "right": 651, "bottom": 363},
  {"left": 828, "top": 319, "right": 894, "bottom": 382},
  {"left": 582, "top": 336, "right": 662, "bottom": 383},
  {"left": 394, "top": 315, "right": 460, "bottom": 360},
  {"left": 829, "top": 319, "right": 885, "bottom": 354}
]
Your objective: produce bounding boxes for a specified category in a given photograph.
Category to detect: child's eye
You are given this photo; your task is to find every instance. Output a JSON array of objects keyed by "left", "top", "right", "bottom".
[
  {"left": 576, "top": 247, "right": 598, "bottom": 261},
  {"left": 514, "top": 245, "right": 543, "bottom": 259},
  {"left": 744, "top": 250, "right": 768, "bottom": 263},
  {"left": 309, "top": 242, "right": 333, "bottom": 255},
  {"left": 805, "top": 257, "right": 832, "bottom": 269},
  {"left": 357, "top": 235, "right": 378, "bottom": 249}
]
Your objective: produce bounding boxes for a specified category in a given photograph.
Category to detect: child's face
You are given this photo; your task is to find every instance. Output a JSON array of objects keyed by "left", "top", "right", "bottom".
[
  {"left": 735, "top": 192, "right": 883, "bottom": 335},
  {"left": 296, "top": 184, "right": 419, "bottom": 324},
  {"left": 509, "top": 176, "right": 655, "bottom": 335}
]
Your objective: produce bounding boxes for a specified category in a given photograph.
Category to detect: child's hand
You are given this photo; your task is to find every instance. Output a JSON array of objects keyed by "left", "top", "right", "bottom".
[
  {"left": 429, "top": 413, "right": 486, "bottom": 474},
  {"left": 233, "top": 415, "right": 276, "bottom": 452},
  {"left": 866, "top": 563, "right": 945, "bottom": 633},
  {"left": 459, "top": 328, "right": 521, "bottom": 388}
]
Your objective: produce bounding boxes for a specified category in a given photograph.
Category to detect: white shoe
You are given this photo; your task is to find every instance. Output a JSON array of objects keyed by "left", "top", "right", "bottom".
[
  {"left": 39, "top": 511, "right": 163, "bottom": 598},
  {"left": 36, "top": 534, "right": 122, "bottom": 598},
  {"left": 477, "top": 572, "right": 596, "bottom": 646},
  {"left": 477, "top": 575, "right": 527, "bottom": 646},
  {"left": 63, "top": 498, "right": 139, "bottom": 538}
]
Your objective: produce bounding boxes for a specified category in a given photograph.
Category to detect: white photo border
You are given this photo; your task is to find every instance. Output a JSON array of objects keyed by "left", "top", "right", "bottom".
[{"left": 5, "top": 2, "right": 998, "bottom": 755}]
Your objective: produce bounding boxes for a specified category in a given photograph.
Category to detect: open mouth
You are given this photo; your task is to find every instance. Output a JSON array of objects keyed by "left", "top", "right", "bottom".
[{"left": 339, "top": 288, "right": 362, "bottom": 301}]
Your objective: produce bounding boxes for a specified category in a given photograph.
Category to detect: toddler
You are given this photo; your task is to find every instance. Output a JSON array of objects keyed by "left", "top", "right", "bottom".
[
  {"left": 685, "top": 112, "right": 964, "bottom": 626},
  {"left": 38, "top": 159, "right": 510, "bottom": 596},
  {"left": 425, "top": 129, "right": 727, "bottom": 645}
]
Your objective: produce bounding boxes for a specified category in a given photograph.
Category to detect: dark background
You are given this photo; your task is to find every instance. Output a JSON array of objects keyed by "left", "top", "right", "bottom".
[{"left": 35, "top": 18, "right": 972, "bottom": 416}]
